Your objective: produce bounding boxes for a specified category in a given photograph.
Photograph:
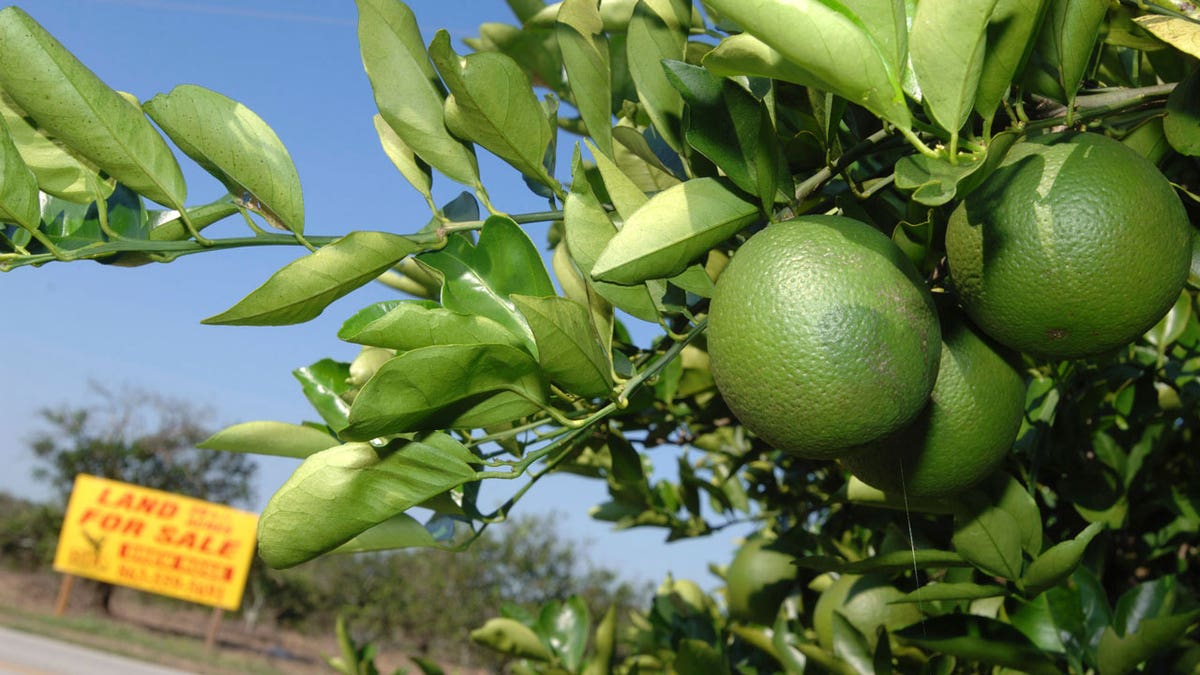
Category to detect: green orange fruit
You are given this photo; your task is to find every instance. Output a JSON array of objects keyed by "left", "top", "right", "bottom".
[
  {"left": 841, "top": 313, "right": 1027, "bottom": 497},
  {"left": 946, "top": 132, "right": 1192, "bottom": 359},
  {"left": 725, "top": 537, "right": 796, "bottom": 625},
  {"left": 707, "top": 216, "right": 941, "bottom": 458}
]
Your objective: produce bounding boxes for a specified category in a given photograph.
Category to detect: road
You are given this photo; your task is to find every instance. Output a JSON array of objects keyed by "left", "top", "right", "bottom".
[{"left": 0, "top": 626, "right": 192, "bottom": 675}]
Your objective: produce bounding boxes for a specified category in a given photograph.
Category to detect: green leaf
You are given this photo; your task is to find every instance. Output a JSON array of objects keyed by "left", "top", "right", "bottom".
[
  {"left": 419, "top": 216, "right": 555, "bottom": 355},
  {"left": 1144, "top": 290, "right": 1192, "bottom": 350},
  {"left": 512, "top": 294, "right": 614, "bottom": 399},
  {"left": 0, "top": 115, "right": 41, "bottom": 234},
  {"left": 1098, "top": 611, "right": 1200, "bottom": 675},
  {"left": 796, "top": 549, "right": 971, "bottom": 575},
  {"left": 663, "top": 61, "right": 789, "bottom": 209},
  {"left": 974, "top": 0, "right": 1051, "bottom": 123},
  {"left": 702, "top": 0, "right": 910, "bottom": 129},
  {"left": 846, "top": 476, "right": 964, "bottom": 514},
  {"left": 983, "top": 472, "right": 1043, "bottom": 557},
  {"left": 557, "top": 0, "right": 614, "bottom": 157},
  {"left": 909, "top": 0, "right": 999, "bottom": 136},
  {"left": 626, "top": 0, "right": 688, "bottom": 152},
  {"left": 294, "top": 359, "right": 353, "bottom": 431},
  {"left": 895, "top": 615, "right": 1060, "bottom": 675},
  {"left": 471, "top": 618, "right": 555, "bottom": 661},
  {"left": 952, "top": 497, "right": 1024, "bottom": 581},
  {"left": 585, "top": 138, "right": 648, "bottom": 220},
  {"left": 539, "top": 597, "right": 590, "bottom": 671},
  {"left": 356, "top": 0, "right": 480, "bottom": 186},
  {"left": 1167, "top": 68, "right": 1200, "bottom": 156},
  {"left": 564, "top": 148, "right": 660, "bottom": 322},
  {"left": 701, "top": 34, "right": 828, "bottom": 89},
  {"left": 0, "top": 93, "right": 107, "bottom": 203},
  {"left": 330, "top": 513, "right": 440, "bottom": 553},
  {"left": 831, "top": 612, "right": 874, "bottom": 675},
  {"left": 675, "top": 639, "right": 729, "bottom": 675},
  {"left": 895, "top": 154, "right": 987, "bottom": 207},
  {"left": 343, "top": 343, "right": 547, "bottom": 440},
  {"left": 339, "top": 299, "right": 527, "bottom": 352},
  {"left": 1024, "top": 0, "right": 1108, "bottom": 106},
  {"left": 198, "top": 421, "right": 340, "bottom": 459},
  {"left": 257, "top": 434, "right": 478, "bottom": 567},
  {"left": 1021, "top": 522, "right": 1104, "bottom": 596},
  {"left": 203, "top": 231, "right": 421, "bottom": 326},
  {"left": 893, "top": 582, "right": 1007, "bottom": 604},
  {"left": 0, "top": 7, "right": 186, "bottom": 208},
  {"left": 372, "top": 113, "right": 433, "bottom": 202},
  {"left": 143, "top": 84, "right": 304, "bottom": 233},
  {"left": 591, "top": 177, "right": 757, "bottom": 284},
  {"left": 428, "top": 31, "right": 556, "bottom": 188},
  {"left": 1135, "top": 14, "right": 1200, "bottom": 60}
]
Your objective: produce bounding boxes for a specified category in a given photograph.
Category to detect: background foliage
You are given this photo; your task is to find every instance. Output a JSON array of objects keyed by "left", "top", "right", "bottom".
[{"left": 4, "top": 0, "right": 1200, "bottom": 673}]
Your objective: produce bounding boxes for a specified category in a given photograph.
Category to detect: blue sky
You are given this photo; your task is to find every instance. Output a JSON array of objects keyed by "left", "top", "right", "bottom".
[{"left": 1, "top": 0, "right": 752, "bottom": 587}]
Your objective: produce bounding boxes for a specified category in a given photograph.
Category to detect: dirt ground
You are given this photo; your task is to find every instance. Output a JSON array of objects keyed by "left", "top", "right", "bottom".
[{"left": 0, "top": 568, "right": 467, "bottom": 674}]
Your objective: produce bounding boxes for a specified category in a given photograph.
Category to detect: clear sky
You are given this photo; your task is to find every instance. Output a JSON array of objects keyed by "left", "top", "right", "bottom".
[{"left": 1, "top": 0, "right": 752, "bottom": 588}]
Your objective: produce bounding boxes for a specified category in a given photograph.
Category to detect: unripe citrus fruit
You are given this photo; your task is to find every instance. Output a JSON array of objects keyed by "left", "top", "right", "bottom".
[
  {"left": 841, "top": 313, "right": 1026, "bottom": 497},
  {"left": 725, "top": 537, "right": 796, "bottom": 625},
  {"left": 707, "top": 216, "right": 941, "bottom": 458},
  {"left": 813, "top": 574, "right": 921, "bottom": 650},
  {"left": 946, "top": 132, "right": 1192, "bottom": 359}
]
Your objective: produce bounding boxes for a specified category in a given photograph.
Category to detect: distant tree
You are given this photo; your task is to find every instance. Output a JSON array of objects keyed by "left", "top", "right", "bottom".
[
  {"left": 27, "top": 384, "right": 257, "bottom": 611},
  {"left": 28, "top": 383, "right": 257, "bottom": 507}
]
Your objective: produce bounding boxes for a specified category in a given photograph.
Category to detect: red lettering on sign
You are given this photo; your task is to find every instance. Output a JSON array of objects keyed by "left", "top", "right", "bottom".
[
  {"left": 155, "top": 526, "right": 239, "bottom": 558},
  {"left": 97, "top": 487, "right": 179, "bottom": 518}
]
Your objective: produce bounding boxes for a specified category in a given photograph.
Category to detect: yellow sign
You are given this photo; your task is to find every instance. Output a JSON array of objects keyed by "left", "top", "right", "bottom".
[{"left": 54, "top": 474, "right": 258, "bottom": 610}]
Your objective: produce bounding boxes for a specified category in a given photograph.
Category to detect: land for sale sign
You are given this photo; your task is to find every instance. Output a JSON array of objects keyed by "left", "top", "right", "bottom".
[{"left": 53, "top": 474, "right": 258, "bottom": 610}]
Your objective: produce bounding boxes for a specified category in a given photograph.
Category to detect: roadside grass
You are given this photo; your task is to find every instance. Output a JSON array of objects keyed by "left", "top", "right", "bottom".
[{"left": 0, "top": 603, "right": 311, "bottom": 674}]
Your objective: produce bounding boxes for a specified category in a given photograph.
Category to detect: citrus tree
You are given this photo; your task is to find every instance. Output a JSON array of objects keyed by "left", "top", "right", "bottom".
[{"left": 2, "top": 1, "right": 1200, "bottom": 672}]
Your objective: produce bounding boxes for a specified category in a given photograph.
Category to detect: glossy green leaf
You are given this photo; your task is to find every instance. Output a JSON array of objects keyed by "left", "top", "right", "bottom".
[
  {"left": 702, "top": 0, "right": 910, "bottom": 129},
  {"left": 893, "top": 582, "right": 1007, "bottom": 604},
  {"left": 702, "top": 34, "right": 828, "bottom": 89},
  {"left": 419, "top": 216, "right": 554, "bottom": 354},
  {"left": 198, "top": 420, "right": 340, "bottom": 459},
  {"left": 428, "top": 31, "right": 556, "bottom": 188},
  {"left": 356, "top": 0, "right": 479, "bottom": 185},
  {"left": 895, "top": 615, "right": 1060, "bottom": 674},
  {"left": 1134, "top": 15, "right": 1200, "bottom": 60},
  {"left": 974, "top": 0, "right": 1050, "bottom": 123},
  {"left": 952, "top": 499, "right": 1024, "bottom": 581},
  {"left": 663, "top": 61, "right": 789, "bottom": 209},
  {"left": 0, "top": 116, "right": 40, "bottom": 233},
  {"left": 1021, "top": 522, "right": 1104, "bottom": 596},
  {"left": 329, "top": 513, "right": 439, "bottom": 553},
  {"left": 984, "top": 472, "right": 1043, "bottom": 557},
  {"left": 343, "top": 343, "right": 547, "bottom": 440},
  {"left": 512, "top": 294, "right": 614, "bottom": 399},
  {"left": 564, "top": 148, "right": 660, "bottom": 322},
  {"left": 586, "top": 138, "right": 649, "bottom": 220},
  {"left": 557, "top": 0, "right": 614, "bottom": 157},
  {"left": 144, "top": 84, "right": 304, "bottom": 233},
  {"left": 257, "top": 433, "right": 478, "bottom": 567},
  {"left": 203, "top": 231, "right": 421, "bottom": 326},
  {"left": 626, "top": 0, "right": 688, "bottom": 152},
  {"left": 846, "top": 476, "right": 964, "bottom": 514},
  {"left": 909, "top": 0, "right": 999, "bottom": 135},
  {"left": 539, "top": 597, "right": 590, "bottom": 670},
  {"left": 831, "top": 612, "right": 874, "bottom": 675},
  {"left": 1142, "top": 289, "right": 1190, "bottom": 348},
  {"left": 1024, "top": 0, "right": 1107, "bottom": 106},
  {"left": 339, "top": 299, "right": 526, "bottom": 352},
  {"left": 294, "top": 359, "right": 353, "bottom": 431},
  {"left": 552, "top": 241, "right": 614, "bottom": 363},
  {"left": 796, "top": 549, "right": 971, "bottom": 574},
  {"left": 894, "top": 153, "right": 987, "bottom": 207},
  {"left": 1098, "top": 611, "right": 1200, "bottom": 675},
  {"left": 1010, "top": 592, "right": 1070, "bottom": 655},
  {"left": 0, "top": 93, "right": 106, "bottom": 203},
  {"left": 1167, "top": 67, "right": 1200, "bottom": 156},
  {"left": 592, "top": 177, "right": 757, "bottom": 284},
  {"left": 372, "top": 113, "right": 433, "bottom": 201},
  {"left": 0, "top": 7, "right": 186, "bottom": 208},
  {"left": 471, "top": 618, "right": 555, "bottom": 661}
]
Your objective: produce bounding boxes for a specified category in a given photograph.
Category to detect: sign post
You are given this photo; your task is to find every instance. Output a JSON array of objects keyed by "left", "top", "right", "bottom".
[{"left": 53, "top": 474, "right": 259, "bottom": 614}]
